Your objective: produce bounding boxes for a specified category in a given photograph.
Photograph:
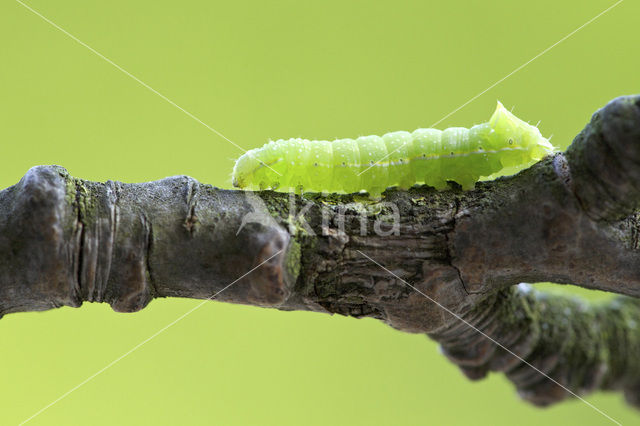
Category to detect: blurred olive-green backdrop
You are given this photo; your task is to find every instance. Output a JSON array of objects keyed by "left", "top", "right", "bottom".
[{"left": 1, "top": 0, "right": 638, "bottom": 424}]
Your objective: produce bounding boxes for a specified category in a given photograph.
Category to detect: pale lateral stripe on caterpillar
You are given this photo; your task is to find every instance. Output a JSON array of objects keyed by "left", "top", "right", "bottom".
[{"left": 232, "top": 101, "right": 555, "bottom": 197}]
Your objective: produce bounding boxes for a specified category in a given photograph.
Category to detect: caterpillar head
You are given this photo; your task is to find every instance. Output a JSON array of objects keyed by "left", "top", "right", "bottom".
[
  {"left": 232, "top": 144, "right": 283, "bottom": 190},
  {"left": 489, "top": 101, "right": 555, "bottom": 160},
  {"left": 232, "top": 150, "right": 261, "bottom": 189}
]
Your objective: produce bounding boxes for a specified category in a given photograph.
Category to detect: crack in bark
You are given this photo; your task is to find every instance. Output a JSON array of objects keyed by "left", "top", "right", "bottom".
[
  {"left": 184, "top": 178, "right": 199, "bottom": 236},
  {"left": 72, "top": 179, "right": 85, "bottom": 306},
  {"left": 446, "top": 195, "right": 469, "bottom": 295},
  {"left": 101, "top": 179, "right": 119, "bottom": 304},
  {"left": 142, "top": 212, "right": 157, "bottom": 299}
]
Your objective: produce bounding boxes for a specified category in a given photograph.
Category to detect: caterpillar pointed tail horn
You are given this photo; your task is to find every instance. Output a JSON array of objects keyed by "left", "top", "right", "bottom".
[{"left": 232, "top": 102, "right": 556, "bottom": 197}]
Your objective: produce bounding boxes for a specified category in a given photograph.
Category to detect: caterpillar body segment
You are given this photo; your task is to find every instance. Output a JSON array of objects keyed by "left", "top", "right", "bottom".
[
  {"left": 331, "top": 138, "right": 361, "bottom": 194},
  {"left": 232, "top": 102, "right": 555, "bottom": 197}
]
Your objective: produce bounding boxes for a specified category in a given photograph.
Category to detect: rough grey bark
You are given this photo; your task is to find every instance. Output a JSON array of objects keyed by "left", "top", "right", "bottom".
[{"left": 1, "top": 95, "right": 640, "bottom": 409}]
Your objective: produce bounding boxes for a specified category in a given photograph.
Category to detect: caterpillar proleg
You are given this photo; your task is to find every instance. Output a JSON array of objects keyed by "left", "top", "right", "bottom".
[{"left": 232, "top": 102, "right": 555, "bottom": 197}]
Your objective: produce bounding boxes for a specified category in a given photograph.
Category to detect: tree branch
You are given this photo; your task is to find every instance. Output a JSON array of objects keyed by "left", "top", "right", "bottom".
[{"left": 1, "top": 95, "right": 640, "bottom": 408}]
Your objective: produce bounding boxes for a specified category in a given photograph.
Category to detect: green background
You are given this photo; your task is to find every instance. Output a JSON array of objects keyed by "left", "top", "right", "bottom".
[{"left": 1, "top": 0, "right": 638, "bottom": 424}]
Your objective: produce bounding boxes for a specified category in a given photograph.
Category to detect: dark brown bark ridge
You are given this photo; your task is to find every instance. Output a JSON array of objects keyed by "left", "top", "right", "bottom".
[{"left": 1, "top": 95, "right": 640, "bottom": 409}]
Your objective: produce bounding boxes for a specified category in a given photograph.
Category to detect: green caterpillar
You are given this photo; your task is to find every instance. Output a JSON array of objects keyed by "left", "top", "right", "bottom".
[{"left": 232, "top": 102, "right": 555, "bottom": 197}]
